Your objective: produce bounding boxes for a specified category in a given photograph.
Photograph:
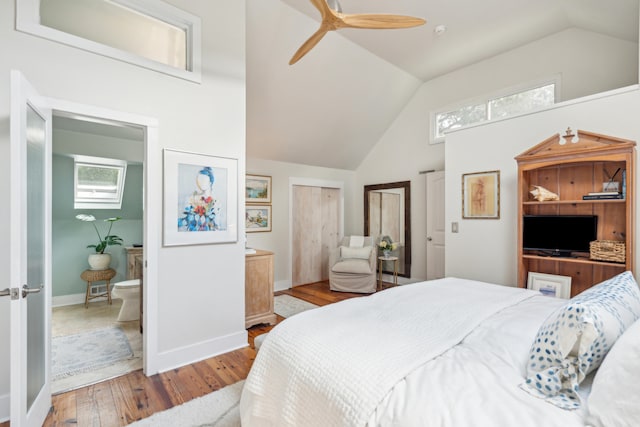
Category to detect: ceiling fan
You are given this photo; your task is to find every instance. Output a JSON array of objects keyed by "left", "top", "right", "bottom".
[{"left": 290, "top": 0, "right": 426, "bottom": 65}]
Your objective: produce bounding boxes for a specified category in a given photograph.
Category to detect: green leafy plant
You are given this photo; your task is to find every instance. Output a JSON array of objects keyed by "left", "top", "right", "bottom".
[{"left": 76, "top": 214, "right": 123, "bottom": 254}]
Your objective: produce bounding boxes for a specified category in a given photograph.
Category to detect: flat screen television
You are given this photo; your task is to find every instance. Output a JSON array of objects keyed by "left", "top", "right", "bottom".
[{"left": 523, "top": 215, "right": 598, "bottom": 256}]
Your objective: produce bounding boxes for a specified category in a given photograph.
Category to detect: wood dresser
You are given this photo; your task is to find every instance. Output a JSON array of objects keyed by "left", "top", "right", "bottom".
[{"left": 245, "top": 249, "right": 277, "bottom": 328}]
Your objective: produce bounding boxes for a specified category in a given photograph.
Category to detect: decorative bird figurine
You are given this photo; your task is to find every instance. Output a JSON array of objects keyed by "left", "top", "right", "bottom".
[{"left": 290, "top": 0, "right": 426, "bottom": 65}]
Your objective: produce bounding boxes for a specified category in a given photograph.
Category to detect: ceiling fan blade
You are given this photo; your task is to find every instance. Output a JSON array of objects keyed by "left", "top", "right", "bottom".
[
  {"left": 340, "top": 14, "right": 426, "bottom": 30},
  {"left": 289, "top": 27, "right": 330, "bottom": 65},
  {"left": 310, "top": 0, "right": 332, "bottom": 16}
]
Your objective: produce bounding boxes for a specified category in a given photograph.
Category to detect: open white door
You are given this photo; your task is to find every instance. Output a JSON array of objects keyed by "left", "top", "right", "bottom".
[
  {"left": 8, "top": 70, "right": 52, "bottom": 427},
  {"left": 426, "top": 171, "right": 445, "bottom": 280}
]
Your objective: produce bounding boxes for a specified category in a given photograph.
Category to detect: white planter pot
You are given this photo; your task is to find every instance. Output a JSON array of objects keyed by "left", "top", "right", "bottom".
[{"left": 88, "top": 253, "right": 111, "bottom": 270}]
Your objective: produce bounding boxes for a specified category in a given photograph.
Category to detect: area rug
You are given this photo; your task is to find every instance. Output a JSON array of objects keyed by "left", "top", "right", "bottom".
[
  {"left": 274, "top": 294, "right": 318, "bottom": 318},
  {"left": 51, "top": 326, "right": 133, "bottom": 380},
  {"left": 128, "top": 381, "right": 244, "bottom": 427}
]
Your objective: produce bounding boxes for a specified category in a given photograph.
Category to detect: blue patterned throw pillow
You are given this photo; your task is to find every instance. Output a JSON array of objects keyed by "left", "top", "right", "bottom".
[{"left": 521, "top": 271, "right": 640, "bottom": 409}]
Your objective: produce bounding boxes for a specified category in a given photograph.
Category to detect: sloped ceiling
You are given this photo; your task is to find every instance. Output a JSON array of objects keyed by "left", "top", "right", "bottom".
[{"left": 246, "top": 0, "right": 639, "bottom": 170}]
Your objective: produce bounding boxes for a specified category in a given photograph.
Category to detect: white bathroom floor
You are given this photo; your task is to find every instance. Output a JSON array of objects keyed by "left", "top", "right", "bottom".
[{"left": 51, "top": 299, "right": 142, "bottom": 394}]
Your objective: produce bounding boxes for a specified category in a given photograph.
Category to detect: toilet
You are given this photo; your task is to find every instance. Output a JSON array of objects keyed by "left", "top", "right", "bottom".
[{"left": 111, "top": 279, "right": 140, "bottom": 321}]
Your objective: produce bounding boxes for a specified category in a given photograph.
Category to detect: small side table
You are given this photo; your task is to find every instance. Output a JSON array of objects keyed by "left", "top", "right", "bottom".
[
  {"left": 81, "top": 268, "right": 116, "bottom": 308},
  {"left": 377, "top": 256, "right": 399, "bottom": 291}
]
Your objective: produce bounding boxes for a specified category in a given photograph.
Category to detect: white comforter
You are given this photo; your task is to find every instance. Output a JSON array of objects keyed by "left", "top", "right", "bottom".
[{"left": 241, "top": 278, "right": 585, "bottom": 426}]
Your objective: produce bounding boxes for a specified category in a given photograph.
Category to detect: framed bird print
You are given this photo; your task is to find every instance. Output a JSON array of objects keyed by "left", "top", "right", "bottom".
[{"left": 163, "top": 149, "right": 238, "bottom": 246}]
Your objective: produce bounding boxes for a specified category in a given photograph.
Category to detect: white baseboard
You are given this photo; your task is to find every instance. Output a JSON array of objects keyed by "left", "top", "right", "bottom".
[
  {"left": 52, "top": 293, "right": 86, "bottom": 307},
  {"left": 274, "top": 279, "right": 291, "bottom": 292},
  {"left": 154, "top": 330, "right": 248, "bottom": 374},
  {"left": 0, "top": 392, "right": 9, "bottom": 423}
]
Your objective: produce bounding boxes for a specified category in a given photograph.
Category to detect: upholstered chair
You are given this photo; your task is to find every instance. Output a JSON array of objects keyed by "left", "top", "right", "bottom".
[{"left": 329, "top": 236, "right": 376, "bottom": 293}]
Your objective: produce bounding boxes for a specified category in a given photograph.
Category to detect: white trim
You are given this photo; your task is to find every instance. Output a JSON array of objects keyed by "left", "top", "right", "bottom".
[
  {"left": 0, "top": 393, "right": 8, "bottom": 423},
  {"left": 44, "top": 96, "right": 160, "bottom": 376},
  {"left": 274, "top": 279, "right": 292, "bottom": 292},
  {"left": 51, "top": 293, "right": 86, "bottom": 308},
  {"left": 288, "top": 177, "right": 345, "bottom": 287},
  {"left": 430, "top": 74, "right": 561, "bottom": 144},
  {"left": 16, "top": 0, "right": 202, "bottom": 83},
  {"left": 154, "top": 331, "right": 247, "bottom": 374}
]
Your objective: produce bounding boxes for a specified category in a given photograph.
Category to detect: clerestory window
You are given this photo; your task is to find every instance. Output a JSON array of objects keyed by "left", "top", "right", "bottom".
[
  {"left": 17, "top": 0, "right": 201, "bottom": 82},
  {"left": 431, "top": 79, "right": 558, "bottom": 143}
]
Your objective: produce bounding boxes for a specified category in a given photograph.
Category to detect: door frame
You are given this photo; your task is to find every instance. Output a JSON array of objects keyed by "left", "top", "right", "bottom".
[
  {"left": 287, "top": 177, "right": 344, "bottom": 290},
  {"left": 42, "top": 97, "right": 160, "bottom": 375}
]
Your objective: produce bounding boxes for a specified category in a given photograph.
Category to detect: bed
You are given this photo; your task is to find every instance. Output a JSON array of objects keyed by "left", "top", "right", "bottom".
[{"left": 240, "top": 274, "right": 640, "bottom": 427}]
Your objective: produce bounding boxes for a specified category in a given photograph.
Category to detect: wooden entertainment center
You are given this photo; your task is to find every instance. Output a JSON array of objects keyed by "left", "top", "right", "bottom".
[{"left": 515, "top": 129, "right": 635, "bottom": 296}]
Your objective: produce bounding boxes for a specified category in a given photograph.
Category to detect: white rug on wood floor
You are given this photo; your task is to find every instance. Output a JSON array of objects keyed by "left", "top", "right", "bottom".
[
  {"left": 128, "top": 381, "right": 244, "bottom": 427},
  {"left": 52, "top": 326, "right": 133, "bottom": 380},
  {"left": 274, "top": 294, "right": 318, "bottom": 318}
]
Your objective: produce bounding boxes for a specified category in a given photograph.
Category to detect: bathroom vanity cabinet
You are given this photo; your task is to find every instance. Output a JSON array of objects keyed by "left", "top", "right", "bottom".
[{"left": 245, "top": 250, "right": 276, "bottom": 328}]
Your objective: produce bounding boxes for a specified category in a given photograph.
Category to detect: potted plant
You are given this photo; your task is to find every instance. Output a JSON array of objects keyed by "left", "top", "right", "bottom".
[
  {"left": 378, "top": 235, "right": 397, "bottom": 258},
  {"left": 76, "top": 214, "right": 124, "bottom": 270}
]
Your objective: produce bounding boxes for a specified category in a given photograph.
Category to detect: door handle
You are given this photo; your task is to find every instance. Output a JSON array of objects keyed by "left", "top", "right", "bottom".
[
  {"left": 22, "top": 284, "right": 43, "bottom": 298},
  {"left": 427, "top": 236, "right": 433, "bottom": 241},
  {"left": 0, "top": 288, "right": 19, "bottom": 300}
]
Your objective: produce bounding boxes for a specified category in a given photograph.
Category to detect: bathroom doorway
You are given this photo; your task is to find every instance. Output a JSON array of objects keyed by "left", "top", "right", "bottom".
[{"left": 50, "top": 113, "right": 145, "bottom": 394}]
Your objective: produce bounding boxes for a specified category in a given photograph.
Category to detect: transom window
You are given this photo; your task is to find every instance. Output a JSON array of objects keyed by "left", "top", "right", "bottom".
[
  {"left": 431, "top": 81, "right": 558, "bottom": 143},
  {"left": 17, "top": 0, "right": 201, "bottom": 82},
  {"left": 74, "top": 155, "right": 127, "bottom": 209}
]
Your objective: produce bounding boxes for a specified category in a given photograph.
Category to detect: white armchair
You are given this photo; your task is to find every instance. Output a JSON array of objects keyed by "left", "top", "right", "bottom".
[{"left": 329, "top": 236, "right": 377, "bottom": 293}]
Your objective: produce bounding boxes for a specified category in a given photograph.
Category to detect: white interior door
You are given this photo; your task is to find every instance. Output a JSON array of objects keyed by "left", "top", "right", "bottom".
[
  {"left": 426, "top": 171, "right": 445, "bottom": 280},
  {"left": 9, "top": 70, "right": 52, "bottom": 427}
]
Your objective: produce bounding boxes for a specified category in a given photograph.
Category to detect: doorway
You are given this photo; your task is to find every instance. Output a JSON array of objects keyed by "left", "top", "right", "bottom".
[
  {"left": 51, "top": 111, "right": 145, "bottom": 394},
  {"left": 50, "top": 113, "right": 145, "bottom": 393}
]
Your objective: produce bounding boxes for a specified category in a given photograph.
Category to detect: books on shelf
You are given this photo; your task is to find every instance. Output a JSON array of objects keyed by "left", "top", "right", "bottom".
[{"left": 582, "top": 192, "right": 624, "bottom": 200}]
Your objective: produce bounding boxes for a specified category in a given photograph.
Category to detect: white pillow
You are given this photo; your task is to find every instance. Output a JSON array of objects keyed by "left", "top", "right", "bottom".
[
  {"left": 587, "top": 318, "right": 640, "bottom": 427},
  {"left": 340, "top": 245, "right": 372, "bottom": 260},
  {"left": 521, "top": 271, "right": 640, "bottom": 409}
]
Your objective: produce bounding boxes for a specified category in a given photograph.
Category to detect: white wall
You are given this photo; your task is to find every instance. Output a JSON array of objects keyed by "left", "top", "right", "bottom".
[
  {"left": 0, "top": 1, "right": 245, "bottom": 418},
  {"left": 355, "top": 28, "right": 638, "bottom": 281},
  {"left": 246, "top": 158, "right": 357, "bottom": 289},
  {"left": 445, "top": 87, "right": 640, "bottom": 285}
]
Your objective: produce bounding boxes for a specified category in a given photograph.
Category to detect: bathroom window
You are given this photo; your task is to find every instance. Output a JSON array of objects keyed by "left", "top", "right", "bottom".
[
  {"left": 16, "top": 0, "right": 201, "bottom": 82},
  {"left": 74, "top": 155, "right": 127, "bottom": 209}
]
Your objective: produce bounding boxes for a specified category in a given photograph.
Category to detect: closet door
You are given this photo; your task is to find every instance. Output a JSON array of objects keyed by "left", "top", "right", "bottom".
[{"left": 292, "top": 185, "right": 339, "bottom": 286}]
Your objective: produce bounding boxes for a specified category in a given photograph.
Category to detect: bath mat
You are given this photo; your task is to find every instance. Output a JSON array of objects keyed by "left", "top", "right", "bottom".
[
  {"left": 128, "top": 381, "right": 244, "bottom": 427},
  {"left": 52, "top": 326, "right": 133, "bottom": 379},
  {"left": 274, "top": 295, "right": 318, "bottom": 318}
]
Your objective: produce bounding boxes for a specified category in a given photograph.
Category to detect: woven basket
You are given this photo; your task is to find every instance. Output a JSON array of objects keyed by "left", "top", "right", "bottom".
[{"left": 590, "top": 240, "right": 626, "bottom": 263}]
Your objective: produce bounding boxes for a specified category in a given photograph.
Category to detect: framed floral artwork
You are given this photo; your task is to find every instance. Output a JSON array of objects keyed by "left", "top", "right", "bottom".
[
  {"left": 246, "top": 204, "right": 272, "bottom": 232},
  {"left": 246, "top": 174, "right": 272, "bottom": 203},
  {"left": 462, "top": 170, "right": 500, "bottom": 219},
  {"left": 163, "top": 149, "right": 238, "bottom": 246}
]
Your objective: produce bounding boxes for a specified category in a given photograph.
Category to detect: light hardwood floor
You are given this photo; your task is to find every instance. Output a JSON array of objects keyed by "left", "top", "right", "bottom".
[{"left": 2, "top": 281, "right": 389, "bottom": 427}]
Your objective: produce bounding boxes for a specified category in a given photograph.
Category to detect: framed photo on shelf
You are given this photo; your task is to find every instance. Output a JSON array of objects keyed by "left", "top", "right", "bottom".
[
  {"left": 462, "top": 170, "right": 500, "bottom": 219},
  {"left": 246, "top": 204, "right": 272, "bottom": 233},
  {"left": 246, "top": 174, "right": 272, "bottom": 203},
  {"left": 527, "top": 272, "right": 571, "bottom": 299},
  {"left": 163, "top": 149, "right": 238, "bottom": 246}
]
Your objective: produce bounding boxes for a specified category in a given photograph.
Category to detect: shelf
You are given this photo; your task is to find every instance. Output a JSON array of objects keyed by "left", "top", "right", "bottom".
[
  {"left": 522, "top": 254, "right": 627, "bottom": 267},
  {"left": 523, "top": 199, "right": 626, "bottom": 205}
]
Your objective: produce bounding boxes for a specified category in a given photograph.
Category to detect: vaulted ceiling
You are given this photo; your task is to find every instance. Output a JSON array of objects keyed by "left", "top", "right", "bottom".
[{"left": 246, "top": 0, "right": 639, "bottom": 170}]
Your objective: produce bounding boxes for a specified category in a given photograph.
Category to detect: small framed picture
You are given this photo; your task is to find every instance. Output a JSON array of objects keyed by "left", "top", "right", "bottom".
[
  {"left": 462, "top": 170, "right": 500, "bottom": 219},
  {"left": 527, "top": 272, "right": 571, "bottom": 299},
  {"left": 246, "top": 205, "right": 272, "bottom": 233},
  {"left": 246, "top": 174, "right": 272, "bottom": 203}
]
